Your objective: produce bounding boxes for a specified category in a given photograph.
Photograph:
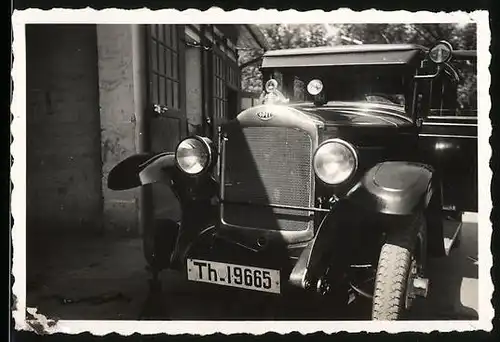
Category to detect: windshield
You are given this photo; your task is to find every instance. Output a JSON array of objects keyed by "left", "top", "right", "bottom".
[{"left": 264, "top": 65, "right": 414, "bottom": 108}]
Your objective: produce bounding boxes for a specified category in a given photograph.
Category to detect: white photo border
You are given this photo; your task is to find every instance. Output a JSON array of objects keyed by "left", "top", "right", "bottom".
[{"left": 11, "top": 7, "right": 493, "bottom": 335}]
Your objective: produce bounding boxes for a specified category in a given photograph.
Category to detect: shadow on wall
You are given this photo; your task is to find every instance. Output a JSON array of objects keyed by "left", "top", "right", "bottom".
[{"left": 26, "top": 24, "right": 103, "bottom": 236}]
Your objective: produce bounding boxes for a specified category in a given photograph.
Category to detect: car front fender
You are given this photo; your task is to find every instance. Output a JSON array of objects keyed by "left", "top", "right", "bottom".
[
  {"left": 346, "top": 161, "right": 435, "bottom": 216},
  {"left": 109, "top": 152, "right": 219, "bottom": 271},
  {"left": 107, "top": 152, "right": 218, "bottom": 203},
  {"left": 289, "top": 199, "right": 361, "bottom": 289},
  {"left": 107, "top": 152, "right": 175, "bottom": 190},
  {"left": 289, "top": 162, "right": 437, "bottom": 290}
]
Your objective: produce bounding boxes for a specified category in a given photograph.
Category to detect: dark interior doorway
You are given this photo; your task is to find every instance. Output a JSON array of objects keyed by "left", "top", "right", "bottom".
[{"left": 227, "top": 87, "right": 239, "bottom": 120}]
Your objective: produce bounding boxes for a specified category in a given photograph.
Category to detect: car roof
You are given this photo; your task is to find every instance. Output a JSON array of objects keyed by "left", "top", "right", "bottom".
[
  {"left": 263, "top": 44, "right": 427, "bottom": 57},
  {"left": 261, "top": 44, "right": 427, "bottom": 69}
]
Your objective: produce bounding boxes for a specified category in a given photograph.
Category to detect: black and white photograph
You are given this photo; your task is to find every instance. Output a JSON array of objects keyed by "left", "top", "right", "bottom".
[{"left": 11, "top": 8, "right": 492, "bottom": 335}]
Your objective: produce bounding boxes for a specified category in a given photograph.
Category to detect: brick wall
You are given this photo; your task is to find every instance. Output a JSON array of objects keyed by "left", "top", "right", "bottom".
[{"left": 26, "top": 24, "right": 103, "bottom": 232}]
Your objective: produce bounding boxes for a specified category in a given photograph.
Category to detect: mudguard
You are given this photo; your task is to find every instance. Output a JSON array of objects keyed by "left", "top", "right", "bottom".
[
  {"left": 347, "top": 161, "right": 435, "bottom": 216},
  {"left": 345, "top": 161, "right": 445, "bottom": 257},
  {"left": 289, "top": 199, "right": 362, "bottom": 289},
  {"left": 289, "top": 162, "right": 438, "bottom": 289},
  {"left": 107, "top": 152, "right": 218, "bottom": 203},
  {"left": 108, "top": 152, "right": 219, "bottom": 271},
  {"left": 107, "top": 152, "right": 176, "bottom": 191}
]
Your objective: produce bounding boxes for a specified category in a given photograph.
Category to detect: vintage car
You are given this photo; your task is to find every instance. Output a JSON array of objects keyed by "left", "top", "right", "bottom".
[{"left": 108, "top": 41, "right": 478, "bottom": 320}]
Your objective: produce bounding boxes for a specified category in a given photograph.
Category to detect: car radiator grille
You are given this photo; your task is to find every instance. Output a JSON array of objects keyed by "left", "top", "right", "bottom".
[{"left": 222, "top": 126, "right": 314, "bottom": 231}]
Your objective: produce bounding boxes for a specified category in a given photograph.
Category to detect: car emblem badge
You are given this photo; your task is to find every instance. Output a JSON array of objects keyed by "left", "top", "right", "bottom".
[{"left": 256, "top": 111, "right": 273, "bottom": 121}]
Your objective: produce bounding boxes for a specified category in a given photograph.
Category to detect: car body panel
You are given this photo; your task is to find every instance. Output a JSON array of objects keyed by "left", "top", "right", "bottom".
[
  {"left": 228, "top": 103, "right": 324, "bottom": 132},
  {"left": 418, "top": 116, "right": 478, "bottom": 212},
  {"left": 292, "top": 102, "right": 413, "bottom": 127}
]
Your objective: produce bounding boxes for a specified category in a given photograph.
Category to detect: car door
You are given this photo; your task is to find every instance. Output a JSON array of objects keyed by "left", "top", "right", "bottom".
[{"left": 417, "top": 61, "right": 478, "bottom": 215}]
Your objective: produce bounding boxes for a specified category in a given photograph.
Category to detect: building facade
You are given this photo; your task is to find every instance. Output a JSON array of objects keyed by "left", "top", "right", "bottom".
[{"left": 26, "top": 24, "right": 268, "bottom": 236}]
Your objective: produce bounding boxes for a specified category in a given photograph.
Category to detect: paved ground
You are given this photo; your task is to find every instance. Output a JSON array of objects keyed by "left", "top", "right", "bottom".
[{"left": 26, "top": 222, "right": 478, "bottom": 321}]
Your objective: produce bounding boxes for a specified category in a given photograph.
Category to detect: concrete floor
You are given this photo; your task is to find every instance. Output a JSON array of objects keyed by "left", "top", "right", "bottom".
[{"left": 26, "top": 222, "right": 479, "bottom": 321}]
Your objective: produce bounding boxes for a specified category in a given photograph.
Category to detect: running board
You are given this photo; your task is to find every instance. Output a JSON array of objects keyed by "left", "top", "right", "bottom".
[{"left": 442, "top": 217, "right": 463, "bottom": 256}]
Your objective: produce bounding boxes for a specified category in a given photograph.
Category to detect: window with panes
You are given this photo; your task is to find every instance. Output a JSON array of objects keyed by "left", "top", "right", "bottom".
[
  {"left": 212, "top": 50, "right": 226, "bottom": 126},
  {"left": 147, "top": 24, "right": 183, "bottom": 113},
  {"left": 212, "top": 47, "right": 240, "bottom": 125},
  {"left": 146, "top": 24, "right": 186, "bottom": 154}
]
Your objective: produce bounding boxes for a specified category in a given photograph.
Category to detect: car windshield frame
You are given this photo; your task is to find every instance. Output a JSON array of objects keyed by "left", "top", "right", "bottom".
[{"left": 261, "top": 64, "right": 417, "bottom": 112}]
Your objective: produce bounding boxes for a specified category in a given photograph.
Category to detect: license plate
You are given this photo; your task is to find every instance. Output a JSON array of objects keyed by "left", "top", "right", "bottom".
[{"left": 187, "top": 259, "right": 281, "bottom": 294}]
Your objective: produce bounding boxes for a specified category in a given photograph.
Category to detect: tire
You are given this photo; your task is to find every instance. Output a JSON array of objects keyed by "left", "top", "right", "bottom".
[
  {"left": 371, "top": 243, "right": 416, "bottom": 320},
  {"left": 371, "top": 214, "right": 423, "bottom": 320}
]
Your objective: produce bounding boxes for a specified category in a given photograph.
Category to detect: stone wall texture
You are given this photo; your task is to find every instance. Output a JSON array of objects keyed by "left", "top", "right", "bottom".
[{"left": 96, "top": 24, "right": 140, "bottom": 235}]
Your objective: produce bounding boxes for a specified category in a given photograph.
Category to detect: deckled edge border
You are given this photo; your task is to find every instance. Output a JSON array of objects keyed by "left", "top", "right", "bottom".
[{"left": 10, "top": 7, "right": 493, "bottom": 336}]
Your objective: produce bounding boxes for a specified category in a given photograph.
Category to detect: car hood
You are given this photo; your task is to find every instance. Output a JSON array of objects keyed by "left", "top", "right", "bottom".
[{"left": 289, "top": 102, "right": 413, "bottom": 127}]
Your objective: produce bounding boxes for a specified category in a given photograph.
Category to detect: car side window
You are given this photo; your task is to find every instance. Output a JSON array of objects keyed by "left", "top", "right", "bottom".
[
  {"left": 455, "top": 59, "right": 477, "bottom": 117},
  {"left": 429, "top": 74, "right": 458, "bottom": 116},
  {"left": 414, "top": 78, "right": 431, "bottom": 118},
  {"left": 428, "top": 61, "right": 477, "bottom": 117}
]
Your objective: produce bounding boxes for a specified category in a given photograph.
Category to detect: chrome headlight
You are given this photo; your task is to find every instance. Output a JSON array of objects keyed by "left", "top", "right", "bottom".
[
  {"left": 429, "top": 41, "right": 453, "bottom": 64},
  {"left": 313, "top": 139, "right": 358, "bottom": 185},
  {"left": 175, "top": 136, "right": 213, "bottom": 175},
  {"left": 307, "top": 79, "right": 324, "bottom": 96}
]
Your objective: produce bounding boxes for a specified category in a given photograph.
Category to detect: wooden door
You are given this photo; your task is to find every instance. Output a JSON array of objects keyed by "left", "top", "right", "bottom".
[
  {"left": 146, "top": 24, "right": 186, "bottom": 220},
  {"left": 147, "top": 24, "right": 187, "bottom": 153}
]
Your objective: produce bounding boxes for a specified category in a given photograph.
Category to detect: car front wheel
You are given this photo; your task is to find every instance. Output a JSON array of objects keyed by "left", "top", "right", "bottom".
[
  {"left": 371, "top": 214, "right": 425, "bottom": 320},
  {"left": 371, "top": 242, "right": 418, "bottom": 320}
]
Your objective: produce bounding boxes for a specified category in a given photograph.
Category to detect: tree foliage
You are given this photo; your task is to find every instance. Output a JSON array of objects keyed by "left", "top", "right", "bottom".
[
  {"left": 239, "top": 23, "right": 477, "bottom": 110},
  {"left": 337, "top": 24, "right": 477, "bottom": 110},
  {"left": 239, "top": 24, "right": 336, "bottom": 93},
  {"left": 337, "top": 23, "right": 476, "bottom": 50}
]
